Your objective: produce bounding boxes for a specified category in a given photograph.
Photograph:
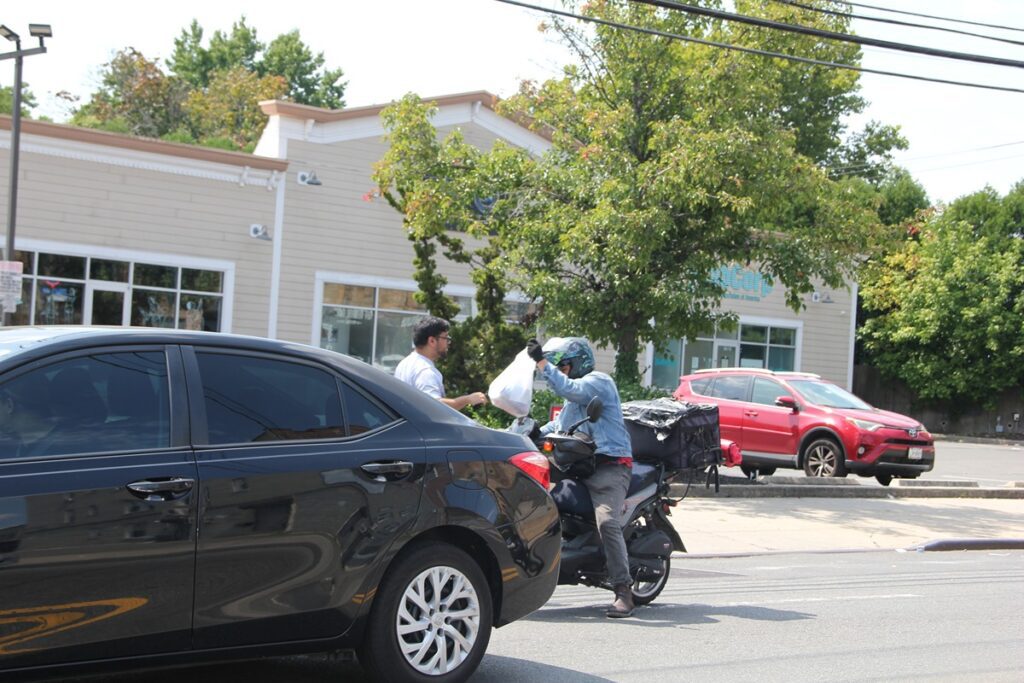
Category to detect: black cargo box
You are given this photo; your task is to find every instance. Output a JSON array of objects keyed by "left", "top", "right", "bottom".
[{"left": 622, "top": 399, "right": 721, "bottom": 470}]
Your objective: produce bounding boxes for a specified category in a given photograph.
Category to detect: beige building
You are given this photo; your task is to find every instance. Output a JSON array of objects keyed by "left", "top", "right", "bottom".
[{"left": 0, "top": 91, "right": 856, "bottom": 389}]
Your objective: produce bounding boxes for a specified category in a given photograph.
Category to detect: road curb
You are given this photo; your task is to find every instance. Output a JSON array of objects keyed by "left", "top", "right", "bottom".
[
  {"left": 669, "top": 482, "right": 1024, "bottom": 499},
  {"left": 909, "top": 538, "right": 1024, "bottom": 551}
]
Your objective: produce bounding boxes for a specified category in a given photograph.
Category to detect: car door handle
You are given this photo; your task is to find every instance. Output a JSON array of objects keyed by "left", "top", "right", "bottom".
[
  {"left": 744, "top": 410, "right": 759, "bottom": 417},
  {"left": 360, "top": 461, "right": 414, "bottom": 480},
  {"left": 126, "top": 477, "right": 195, "bottom": 502}
]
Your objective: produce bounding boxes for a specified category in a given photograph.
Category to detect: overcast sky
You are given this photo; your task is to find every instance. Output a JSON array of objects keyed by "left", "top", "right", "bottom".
[{"left": 4, "top": 0, "right": 1022, "bottom": 204}]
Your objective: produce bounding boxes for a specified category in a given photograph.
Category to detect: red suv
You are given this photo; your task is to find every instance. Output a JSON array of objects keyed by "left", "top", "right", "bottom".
[{"left": 673, "top": 368, "right": 935, "bottom": 486}]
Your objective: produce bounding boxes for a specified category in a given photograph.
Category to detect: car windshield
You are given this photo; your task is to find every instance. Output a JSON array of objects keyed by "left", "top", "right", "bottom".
[{"left": 787, "top": 379, "right": 872, "bottom": 410}]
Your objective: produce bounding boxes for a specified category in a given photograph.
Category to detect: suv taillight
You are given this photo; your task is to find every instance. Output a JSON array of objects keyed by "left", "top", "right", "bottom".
[{"left": 509, "top": 451, "right": 550, "bottom": 490}]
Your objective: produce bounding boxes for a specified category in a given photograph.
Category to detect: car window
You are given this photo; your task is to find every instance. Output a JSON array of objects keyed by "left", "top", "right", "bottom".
[
  {"left": 688, "top": 377, "right": 712, "bottom": 395},
  {"left": 751, "top": 377, "right": 787, "bottom": 406},
  {"left": 0, "top": 351, "right": 169, "bottom": 458},
  {"left": 196, "top": 352, "right": 345, "bottom": 445},
  {"left": 340, "top": 381, "right": 395, "bottom": 435},
  {"left": 787, "top": 379, "right": 872, "bottom": 409},
  {"left": 708, "top": 375, "right": 749, "bottom": 401}
]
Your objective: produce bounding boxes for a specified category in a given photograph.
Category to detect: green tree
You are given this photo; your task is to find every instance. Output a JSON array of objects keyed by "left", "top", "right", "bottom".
[
  {"left": 859, "top": 182, "right": 1024, "bottom": 406},
  {"left": 184, "top": 66, "right": 287, "bottom": 151},
  {"left": 372, "top": 94, "right": 533, "bottom": 399},
  {"left": 70, "top": 48, "right": 189, "bottom": 138},
  {"left": 0, "top": 83, "right": 38, "bottom": 118},
  {"left": 263, "top": 31, "right": 346, "bottom": 109},
  {"left": 496, "top": 0, "right": 887, "bottom": 385},
  {"left": 169, "top": 16, "right": 345, "bottom": 108}
]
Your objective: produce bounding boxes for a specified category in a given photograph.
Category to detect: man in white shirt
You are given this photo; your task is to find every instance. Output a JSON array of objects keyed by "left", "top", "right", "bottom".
[{"left": 394, "top": 316, "right": 488, "bottom": 411}]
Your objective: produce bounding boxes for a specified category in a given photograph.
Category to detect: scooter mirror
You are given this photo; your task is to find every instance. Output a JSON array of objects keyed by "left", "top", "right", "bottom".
[{"left": 585, "top": 397, "right": 603, "bottom": 422}]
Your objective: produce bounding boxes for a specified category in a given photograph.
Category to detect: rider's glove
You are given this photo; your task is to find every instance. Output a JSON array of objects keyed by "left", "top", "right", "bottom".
[{"left": 526, "top": 338, "right": 545, "bottom": 363}]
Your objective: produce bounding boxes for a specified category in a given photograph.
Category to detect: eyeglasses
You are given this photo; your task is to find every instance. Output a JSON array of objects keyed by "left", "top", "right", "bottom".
[{"left": 437, "top": 335, "right": 452, "bottom": 343}]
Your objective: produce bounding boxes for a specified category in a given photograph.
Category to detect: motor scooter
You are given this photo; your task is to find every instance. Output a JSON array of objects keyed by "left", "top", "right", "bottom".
[{"left": 509, "top": 398, "right": 685, "bottom": 606}]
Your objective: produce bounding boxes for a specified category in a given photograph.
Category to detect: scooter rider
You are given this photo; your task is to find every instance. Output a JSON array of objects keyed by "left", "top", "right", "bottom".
[{"left": 526, "top": 337, "right": 636, "bottom": 618}]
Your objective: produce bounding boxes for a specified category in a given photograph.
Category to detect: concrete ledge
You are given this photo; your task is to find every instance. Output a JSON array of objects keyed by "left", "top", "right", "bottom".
[
  {"left": 670, "top": 482, "right": 1024, "bottom": 499},
  {"left": 896, "top": 479, "right": 979, "bottom": 487}
]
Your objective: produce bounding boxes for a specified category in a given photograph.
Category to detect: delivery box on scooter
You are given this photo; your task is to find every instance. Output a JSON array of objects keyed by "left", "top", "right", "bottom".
[{"left": 622, "top": 398, "right": 721, "bottom": 470}]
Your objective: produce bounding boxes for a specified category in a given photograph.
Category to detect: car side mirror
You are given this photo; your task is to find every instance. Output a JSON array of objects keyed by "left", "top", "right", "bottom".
[
  {"left": 775, "top": 395, "right": 798, "bottom": 412},
  {"left": 585, "top": 397, "right": 603, "bottom": 422}
]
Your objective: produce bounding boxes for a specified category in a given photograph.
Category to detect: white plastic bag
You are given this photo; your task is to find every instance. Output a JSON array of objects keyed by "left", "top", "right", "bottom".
[{"left": 488, "top": 349, "right": 536, "bottom": 417}]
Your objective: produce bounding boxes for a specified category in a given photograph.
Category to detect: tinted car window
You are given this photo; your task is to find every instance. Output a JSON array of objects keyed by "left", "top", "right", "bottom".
[
  {"left": 688, "top": 377, "right": 711, "bottom": 395},
  {"left": 751, "top": 377, "right": 786, "bottom": 406},
  {"left": 197, "top": 353, "right": 345, "bottom": 444},
  {"left": 708, "top": 375, "right": 748, "bottom": 401},
  {"left": 340, "top": 381, "right": 395, "bottom": 435},
  {"left": 0, "top": 351, "right": 169, "bottom": 458}
]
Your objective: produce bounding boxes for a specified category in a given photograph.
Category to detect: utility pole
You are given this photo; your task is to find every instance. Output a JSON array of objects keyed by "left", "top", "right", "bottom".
[{"left": 0, "top": 23, "right": 51, "bottom": 324}]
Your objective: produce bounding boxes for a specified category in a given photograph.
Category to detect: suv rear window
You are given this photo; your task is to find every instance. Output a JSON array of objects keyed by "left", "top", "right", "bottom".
[
  {"left": 688, "top": 377, "right": 712, "bottom": 395},
  {"left": 708, "top": 375, "right": 749, "bottom": 401}
]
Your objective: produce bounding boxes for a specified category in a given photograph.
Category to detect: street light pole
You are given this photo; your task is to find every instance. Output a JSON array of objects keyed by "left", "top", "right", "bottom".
[
  {"left": 1, "top": 23, "right": 50, "bottom": 325},
  {"left": 5, "top": 39, "right": 22, "bottom": 265}
]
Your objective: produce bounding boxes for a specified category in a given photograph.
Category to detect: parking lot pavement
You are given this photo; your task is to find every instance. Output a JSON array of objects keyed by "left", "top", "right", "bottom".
[{"left": 669, "top": 496, "right": 1024, "bottom": 555}]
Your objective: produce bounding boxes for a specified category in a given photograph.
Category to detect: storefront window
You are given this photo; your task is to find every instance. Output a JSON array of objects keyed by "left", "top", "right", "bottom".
[
  {"left": 35, "top": 281, "right": 83, "bottom": 325},
  {"left": 319, "top": 281, "right": 476, "bottom": 373},
  {"left": 9, "top": 250, "right": 225, "bottom": 331},
  {"left": 651, "top": 322, "right": 799, "bottom": 388}
]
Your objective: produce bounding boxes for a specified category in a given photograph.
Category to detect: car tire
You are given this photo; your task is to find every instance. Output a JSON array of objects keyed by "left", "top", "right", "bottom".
[
  {"left": 802, "top": 438, "right": 847, "bottom": 478},
  {"left": 875, "top": 474, "right": 893, "bottom": 486},
  {"left": 740, "top": 465, "right": 776, "bottom": 478},
  {"left": 360, "top": 542, "right": 493, "bottom": 683}
]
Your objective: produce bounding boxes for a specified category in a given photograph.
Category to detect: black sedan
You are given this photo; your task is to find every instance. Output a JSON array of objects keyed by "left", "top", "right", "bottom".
[{"left": 0, "top": 327, "right": 560, "bottom": 683}]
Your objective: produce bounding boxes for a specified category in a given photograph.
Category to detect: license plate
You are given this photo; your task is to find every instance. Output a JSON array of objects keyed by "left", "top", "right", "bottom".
[{"left": 908, "top": 447, "right": 923, "bottom": 460}]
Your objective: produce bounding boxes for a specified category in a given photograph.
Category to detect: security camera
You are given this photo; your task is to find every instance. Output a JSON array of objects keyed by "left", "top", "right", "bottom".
[
  {"left": 248, "top": 224, "right": 271, "bottom": 240},
  {"left": 297, "top": 171, "right": 322, "bottom": 186}
]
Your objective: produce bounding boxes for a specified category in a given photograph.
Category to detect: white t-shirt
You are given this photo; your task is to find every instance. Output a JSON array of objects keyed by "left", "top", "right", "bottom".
[{"left": 394, "top": 351, "right": 445, "bottom": 399}]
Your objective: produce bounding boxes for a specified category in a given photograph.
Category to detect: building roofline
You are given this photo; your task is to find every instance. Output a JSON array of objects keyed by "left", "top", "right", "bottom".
[
  {"left": 0, "top": 116, "right": 290, "bottom": 172},
  {"left": 259, "top": 90, "right": 556, "bottom": 143},
  {"left": 259, "top": 91, "right": 500, "bottom": 123}
]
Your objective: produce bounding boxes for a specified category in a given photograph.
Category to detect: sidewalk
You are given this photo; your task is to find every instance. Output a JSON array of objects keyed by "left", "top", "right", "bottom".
[{"left": 669, "top": 496, "right": 1024, "bottom": 555}]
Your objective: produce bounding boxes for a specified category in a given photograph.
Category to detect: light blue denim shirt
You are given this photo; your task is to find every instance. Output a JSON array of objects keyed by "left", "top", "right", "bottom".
[{"left": 539, "top": 363, "right": 633, "bottom": 459}]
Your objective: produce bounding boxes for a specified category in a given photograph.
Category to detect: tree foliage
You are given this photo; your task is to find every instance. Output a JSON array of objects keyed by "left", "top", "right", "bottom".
[
  {"left": 494, "top": 0, "right": 889, "bottom": 384},
  {"left": 372, "top": 95, "right": 533, "bottom": 398},
  {"left": 859, "top": 182, "right": 1024, "bottom": 406},
  {"left": 70, "top": 16, "right": 345, "bottom": 150},
  {"left": 0, "top": 84, "right": 39, "bottom": 118}
]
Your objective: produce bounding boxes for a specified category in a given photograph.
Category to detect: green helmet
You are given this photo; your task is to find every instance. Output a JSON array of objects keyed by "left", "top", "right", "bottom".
[{"left": 542, "top": 337, "right": 595, "bottom": 379}]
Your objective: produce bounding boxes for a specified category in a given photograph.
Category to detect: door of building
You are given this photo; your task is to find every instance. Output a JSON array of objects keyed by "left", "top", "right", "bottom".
[{"left": 85, "top": 282, "right": 129, "bottom": 326}]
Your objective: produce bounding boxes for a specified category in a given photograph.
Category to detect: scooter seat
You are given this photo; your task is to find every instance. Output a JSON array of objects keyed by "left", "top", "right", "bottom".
[{"left": 550, "top": 463, "right": 661, "bottom": 518}]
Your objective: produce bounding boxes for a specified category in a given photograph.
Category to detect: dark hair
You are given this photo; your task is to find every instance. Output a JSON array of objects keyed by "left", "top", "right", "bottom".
[{"left": 412, "top": 316, "right": 450, "bottom": 348}]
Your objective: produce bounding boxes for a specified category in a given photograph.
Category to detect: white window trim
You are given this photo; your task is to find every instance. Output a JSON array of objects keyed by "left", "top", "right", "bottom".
[
  {"left": 312, "top": 271, "right": 475, "bottom": 347},
  {"left": 17, "top": 238, "right": 235, "bottom": 333}
]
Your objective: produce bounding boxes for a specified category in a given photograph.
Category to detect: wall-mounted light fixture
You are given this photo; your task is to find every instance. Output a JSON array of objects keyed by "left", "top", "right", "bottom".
[{"left": 297, "top": 171, "right": 322, "bottom": 186}]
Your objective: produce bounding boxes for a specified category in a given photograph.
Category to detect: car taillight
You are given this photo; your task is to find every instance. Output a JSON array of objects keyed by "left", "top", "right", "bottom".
[{"left": 509, "top": 451, "right": 550, "bottom": 490}]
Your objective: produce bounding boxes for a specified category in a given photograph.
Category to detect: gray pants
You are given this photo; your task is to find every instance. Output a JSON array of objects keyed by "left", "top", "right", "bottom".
[{"left": 583, "top": 462, "right": 631, "bottom": 587}]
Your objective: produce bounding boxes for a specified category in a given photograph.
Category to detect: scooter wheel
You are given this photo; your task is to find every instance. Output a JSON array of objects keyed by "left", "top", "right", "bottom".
[{"left": 631, "top": 556, "right": 670, "bottom": 606}]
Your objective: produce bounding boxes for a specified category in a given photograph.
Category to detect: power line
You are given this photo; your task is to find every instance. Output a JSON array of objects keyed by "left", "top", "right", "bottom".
[
  {"left": 491, "top": 0, "right": 1024, "bottom": 94},
  {"left": 826, "top": 140, "right": 1024, "bottom": 175},
  {"left": 845, "top": 1, "right": 1024, "bottom": 34},
  {"left": 769, "top": 0, "right": 1024, "bottom": 48},
  {"left": 630, "top": 0, "right": 1024, "bottom": 69}
]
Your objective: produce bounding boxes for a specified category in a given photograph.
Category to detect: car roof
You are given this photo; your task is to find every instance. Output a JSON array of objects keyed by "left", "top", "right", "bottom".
[
  {"left": 0, "top": 326, "right": 478, "bottom": 431},
  {"left": 688, "top": 367, "right": 822, "bottom": 380}
]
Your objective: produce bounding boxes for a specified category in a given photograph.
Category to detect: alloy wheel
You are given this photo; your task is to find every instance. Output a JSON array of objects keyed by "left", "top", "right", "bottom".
[{"left": 395, "top": 565, "right": 481, "bottom": 676}]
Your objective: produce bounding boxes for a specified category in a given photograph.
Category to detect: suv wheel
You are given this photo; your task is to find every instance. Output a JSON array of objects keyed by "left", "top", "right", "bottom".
[
  {"left": 360, "top": 542, "right": 492, "bottom": 683},
  {"left": 802, "top": 438, "right": 847, "bottom": 478},
  {"left": 875, "top": 474, "right": 893, "bottom": 486}
]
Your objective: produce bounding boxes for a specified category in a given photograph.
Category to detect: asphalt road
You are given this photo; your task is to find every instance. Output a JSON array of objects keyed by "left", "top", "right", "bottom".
[
  {"left": 926, "top": 440, "right": 1024, "bottom": 487},
  {"left": 71, "top": 549, "right": 1024, "bottom": 683}
]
